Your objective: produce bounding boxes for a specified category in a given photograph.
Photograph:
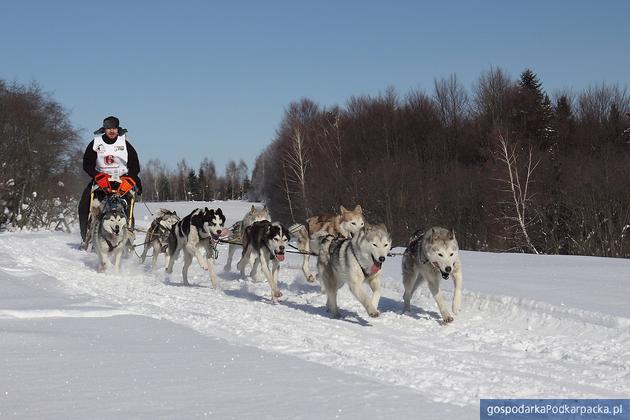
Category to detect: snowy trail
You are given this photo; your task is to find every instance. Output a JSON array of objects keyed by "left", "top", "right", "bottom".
[{"left": 1, "top": 203, "right": 629, "bottom": 410}]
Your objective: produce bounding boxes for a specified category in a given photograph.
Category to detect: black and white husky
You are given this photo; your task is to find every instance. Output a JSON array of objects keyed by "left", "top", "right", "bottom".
[
  {"left": 223, "top": 205, "right": 270, "bottom": 272},
  {"left": 237, "top": 220, "right": 291, "bottom": 301},
  {"left": 94, "top": 207, "right": 129, "bottom": 272},
  {"left": 140, "top": 209, "right": 180, "bottom": 270},
  {"left": 401, "top": 227, "right": 463, "bottom": 323},
  {"left": 165, "top": 207, "right": 225, "bottom": 287}
]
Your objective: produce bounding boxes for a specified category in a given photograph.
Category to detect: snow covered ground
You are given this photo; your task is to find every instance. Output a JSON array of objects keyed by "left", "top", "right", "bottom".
[{"left": 1, "top": 200, "right": 629, "bottom": 419}]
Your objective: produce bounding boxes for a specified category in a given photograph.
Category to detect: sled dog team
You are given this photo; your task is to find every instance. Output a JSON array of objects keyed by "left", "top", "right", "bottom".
[{"left": 92, "top": 203, "right": 463, "bottom": 323}]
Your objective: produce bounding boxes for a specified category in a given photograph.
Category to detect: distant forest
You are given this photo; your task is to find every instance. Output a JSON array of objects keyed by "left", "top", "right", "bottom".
[
  {"left": 1, "top": 68, "right": 630, "bottom": 257},
  {"left": 249, "top": 68, "right": 630, "bottom": 257}
]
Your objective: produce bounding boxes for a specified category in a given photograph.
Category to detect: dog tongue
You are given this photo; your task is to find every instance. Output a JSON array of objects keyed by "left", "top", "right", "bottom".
[
  {"left": 220, "top": 228, "right": 232, "bottom": 238},
  {"left": 276, "top": 254, "right": 285, "bottom": 262},
  {"left": 370, "top": 264, "right": 381, "bottom": 274}
]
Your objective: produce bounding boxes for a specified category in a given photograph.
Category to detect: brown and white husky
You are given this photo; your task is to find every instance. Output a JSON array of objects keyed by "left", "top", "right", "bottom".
[{"left": 289, "top": 205, "right": 365, "bottom": 283}]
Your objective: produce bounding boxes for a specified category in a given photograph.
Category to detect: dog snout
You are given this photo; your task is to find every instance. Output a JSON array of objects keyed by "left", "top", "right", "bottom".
[
  {"left": 445, "top": 266, "right": 452, "bottom": 273},
  {"left": 279, "top": 245, "right": 285, "bottom": 251},
  {"left": 216, "top": 229, "right": 222, "bottom": 235},
  {"left": 378, "top": 256, "right": 385, "bottom": 263}
]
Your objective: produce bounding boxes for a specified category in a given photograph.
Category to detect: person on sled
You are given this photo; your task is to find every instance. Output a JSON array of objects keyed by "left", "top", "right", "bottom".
[{"left": 78, "top": 116, "right": 142, "bottom": 248}]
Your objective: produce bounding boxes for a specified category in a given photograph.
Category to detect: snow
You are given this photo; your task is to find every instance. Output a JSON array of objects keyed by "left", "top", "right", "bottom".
[{"left": 1, "top": 200, "right": 629, "bottom": 419}]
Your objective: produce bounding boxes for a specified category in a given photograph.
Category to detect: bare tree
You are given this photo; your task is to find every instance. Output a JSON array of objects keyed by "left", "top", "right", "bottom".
[
  {"left": 236, "top": 159, "right": 249, "bottom": 199},
  {"left": 283, "top": 127, "right": 311, "bottom": 216},
  {"left": 0, "top": 79, "right": 80, "bottom": 229},
  {"left": 175, "top": 159, "right": 190, "bottom": 201},
  {"left": 495, "top": 132, "right": 540, "bottom": 254},
  {"left": 225, "top": 160, "right": 238, "bottom": 200},
  {"left": 434, "top": 74, "right": 469, "bottom": 128},
  {"left": 472, "top": 67, "right": 515, "bottom": 126}
]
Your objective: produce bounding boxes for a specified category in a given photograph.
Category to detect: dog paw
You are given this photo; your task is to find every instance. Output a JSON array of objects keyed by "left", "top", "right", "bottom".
[
  {"left": 368, "top": 309, "right": 380, "bottom": 318},
  {"left": 306, "top": 274, "right": 316, "bottom": 283},
  {"left": 442, "top": 314, "right": 454, "bottom": 324},
  {"left": 223, "top": 264, "right": 231, "bottom": 272},
  {"left": 273, "top": 290, "right": 283, "bottom": 298}
]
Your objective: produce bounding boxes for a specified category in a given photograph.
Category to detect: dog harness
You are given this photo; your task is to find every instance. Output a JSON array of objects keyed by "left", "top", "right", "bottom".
[
  {"left": 103, "top": 236, "right": 118, "bottom": 253},
  {"left": 146, "top": 220, "right": 173, "bottom": 252}
]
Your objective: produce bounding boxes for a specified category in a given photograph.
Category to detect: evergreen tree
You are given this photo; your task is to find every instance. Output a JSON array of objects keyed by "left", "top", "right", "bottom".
[
  {"left": 186, "top": 169, "right": 200, "bottom": 201},
  {"left": 514, "top": 69, "right": 552, "bottom": 146}
]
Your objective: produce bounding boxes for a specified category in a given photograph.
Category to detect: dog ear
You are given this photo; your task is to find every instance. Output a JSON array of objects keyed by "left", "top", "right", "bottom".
[
  {"left": 216, "top": 208, "right": 223, "bottom": 216},
  {"left": 354, "top": 205, "right": 362, "bottom": 213},
  {"left": 449, "top": 229, "right": 456, "bottom": 240},
  {"left": 340, "top": 205, "right": 348, "bottom": 213},
  {"left": 250, "top": 205, "right": 256, "bottom": 213}
]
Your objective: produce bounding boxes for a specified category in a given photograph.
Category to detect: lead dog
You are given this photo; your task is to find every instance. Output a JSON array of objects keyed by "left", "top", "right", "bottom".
[
  {"left": 237, "top": 220, "right": 291, "bottom": 301},
  {"left": 317, "top": 223, "right": 391, "bottom": 318},
  {"left": 165, "top": 207, "right": 225, "bottom": 287},
  {"left": 290, "top": 205, "right": 365, "bottom": 283},
  {"left": 94, "top": 205, "right": 129, "bottom": 273},
  {"left": 223, "top": 205, "right": 270, "bottom": 272},
  {"left": 402, "top": 227, "right": 463, "bottom": 323},
  {"left": 140, "top": 209, "right": 180, "bottom": 270}
]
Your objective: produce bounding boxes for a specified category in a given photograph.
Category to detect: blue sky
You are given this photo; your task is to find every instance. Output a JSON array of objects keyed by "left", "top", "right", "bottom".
[{"left": 2, "top": 0, "right": 629, "bottom": 175}]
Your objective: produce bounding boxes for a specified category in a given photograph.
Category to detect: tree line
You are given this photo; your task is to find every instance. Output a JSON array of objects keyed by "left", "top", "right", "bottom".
[
  {"left": 140, "top": 157, "right": 250, "bottom": 202},
  {"left": 251, "top": 68, "right": 630, "bottom": 257}
]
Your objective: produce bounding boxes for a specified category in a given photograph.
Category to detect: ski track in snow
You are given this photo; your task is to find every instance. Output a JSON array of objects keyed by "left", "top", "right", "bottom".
[{"left": 1, "top": 215, "right": 629, "bottom": 409}]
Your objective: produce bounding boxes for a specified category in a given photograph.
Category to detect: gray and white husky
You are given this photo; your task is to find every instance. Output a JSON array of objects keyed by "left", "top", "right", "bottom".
[
  {"left": 165, "top": 207, "right": 225, "bottom": 287},
  {"left": 223, "top": 205, "right": 270, "bottom": 272},
  {"left": 402, "top": 227, "right": 463, "bottom": 323},
  {"left": 317, "top": 223, "right": 391, "bottom": 318},
  {"left": 140, "top": 209, "right": 180, "bottom": 270},
  {"left": 94, "top": 208, "right": 129, "bottom": 272},
  {"left": 237, "top": 220, "right": 291, "bottom": 302}
]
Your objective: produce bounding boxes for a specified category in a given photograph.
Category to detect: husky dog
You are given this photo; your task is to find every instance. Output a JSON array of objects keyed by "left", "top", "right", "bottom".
[
  {"left": 94, "top": 206, "right": 129, "bottom": 272},
  {"left": 237, "top": 220, "right": 291, "bottom": 301},
  {"left": 223, "top": 205, "right": 271, "bottom": 272},
  {"left": 165, "top": 207, "right": 225, "bottom": 287},
  {"left": 290, "top": 205, "right": 365, "bottom": 283},
  {"left": 402, "top": 227, "right": 463, "bottom": 323},
  {"left": 318, "top": 223, "right": 391, "bottom": 318},
  {"left": 140, "top": 209, "right": 180, "bottom": 270}
]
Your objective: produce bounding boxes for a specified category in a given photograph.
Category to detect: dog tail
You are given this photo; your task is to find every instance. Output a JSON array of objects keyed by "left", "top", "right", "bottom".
[
  {"left": 288, "top": 223, "right": 304, "bottom": 235},
  {"left": 153, "top": 208, "right": 173, "bottom": 220}
]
